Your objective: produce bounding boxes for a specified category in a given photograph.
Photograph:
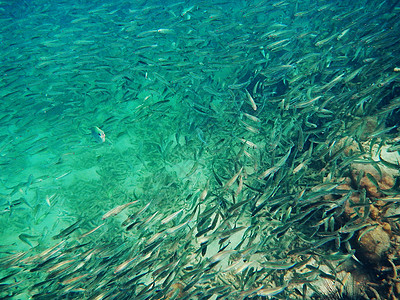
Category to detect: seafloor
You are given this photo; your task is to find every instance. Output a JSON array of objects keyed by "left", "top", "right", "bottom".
[{"left": 1, "top": 0, "right": 400, "bottom": 299}]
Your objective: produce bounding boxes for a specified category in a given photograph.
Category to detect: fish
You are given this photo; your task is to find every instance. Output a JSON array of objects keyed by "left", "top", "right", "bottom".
[
  {"left": 208, "top": 250, "right": 236, "bottom": 266},
  {"left": 238, "top": 138, "right": 258, "bottom": 149},
  {"left": 266, "top": 38, "right": 291, "bottom": 50},
  {"left": 52, "top": 220, "right": 82, "bottom": 240},
  {"left": 198, "top": 181, "right": 209, "bottom": 202},
  {"left": 61, "top": 274, "right": 88, "bottom": 285},
  {"left": 239, "top": 119, "right": 260, "bottom": 134},
  {"left": 245, "top": 89, "right": 257, "bottom": 111},
  {"left": 122, "top": 202, "right": 152, "bottom": 226},
  {"left": 224, "top": 167, "right": 243, "bottom": 190},
  {"left": 315, "top": 32, "right": 339, "bottom": 46},
  {"left": 242, "top": 112, "right": 261, "bottom": 123},
  {"left": 317, "top": 74, "right": 344, "bottom": 92},
  {"left": 91, "top": 126, "right": 106, "bottom": 143},
  {"left": 47, "top": 259, "right": 75, "bottom": 273},
  {"left": 0, "top": 1, "right": 399, "bottom": 300},
  {"left": 255, "top": 285, "right": 287, "bottom": 297},
  {"left": 295, "top": 96, "right": 322, "bottom": 108},
  {"left": 18, "top": 234, "right": 39, "bottom": 247},
  {"left": 258, "top": 166, "right": 279, "bottom": 180},
  {"left": 181, "top": 5, "right": 195, "bottom": 17},
  {"left": 55, "top": 171, "right": 72, "bottom": 180},
  {"left": 114, "top": 256, "right": 137, "bottom": 274},
  {"left": 78, "top": 223, "right": 105, "bottom": 239},
  {"left": 102, "top": 201, "right": 138, "bottom": 220},
  {"left": 161, "top": 209, "right": 184, "bottom": 224},
  {"left": 156, "top": 28, "right": 174, "bottom": 34}
]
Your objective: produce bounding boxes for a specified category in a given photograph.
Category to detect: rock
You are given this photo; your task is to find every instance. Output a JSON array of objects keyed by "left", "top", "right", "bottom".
[
  {"left": 356, "top": 224, "right": 391, "bottom": 265},
  {"left": 343, "top": 193, "right": 363, "bottom": 220},
  {"left": 382, "top": 222, "right": 392, "bottom": 235},
  {"left": 348, "top": 116, "right": 379, "bottom": 138},
  {"left": 350, "top": 164, "right": 395, "bottom": 198},
  {"left": 332, "top": 136, "right": 361, "bottom": 156},
  {"left": 369, "top": 205, "right": 379, "bottom": 220}
]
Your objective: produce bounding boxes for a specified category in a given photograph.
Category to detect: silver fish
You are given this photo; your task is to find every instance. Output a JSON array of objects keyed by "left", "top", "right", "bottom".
[{"left": 91, "top": 126, "right": 106, "bottom": 143}]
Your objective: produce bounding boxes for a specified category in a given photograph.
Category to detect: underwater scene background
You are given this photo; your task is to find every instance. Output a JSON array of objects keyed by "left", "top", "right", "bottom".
[{"left": 1, "top": 0, "right": 400, "bottom": 299}]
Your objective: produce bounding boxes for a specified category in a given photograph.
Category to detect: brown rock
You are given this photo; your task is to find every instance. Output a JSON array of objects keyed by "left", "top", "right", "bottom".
[
  {"left": 331, "top": 137, "right": 360, "bottom": 157},
  {"left": 347, "top": 117, "right": 379, "bottom": 138},
  {"left": 396, "top": 282, "right": 400, "bottom": 296},
  {"left": 166, "top": 283, "right": 184, "bottom": 299},
  {"left": 369, "top": 205, "right": 379, "bottom": 220},
  {"left": 359, "top": 174, "right": 381, "bottom": 198},
  {"left": 374, "top": 200, "right": 385, "bottom": 207},
  {"left": 350, "top": 162, "right": 395, "bottom": 199},
  {"left": 336, "top": 183, "right": 352, "bottom": 191},
  {"left": 381, "top": 175, "right": 395, "bottom": 189},
  {"left": 344, "top": 194, "right": 361, "bottom": 219},
  {"left": 357, "top": 225, "right": 391, "bottom": 265},
  {"left": 382, "top": 222, "right": 392, "bottom": 235}
]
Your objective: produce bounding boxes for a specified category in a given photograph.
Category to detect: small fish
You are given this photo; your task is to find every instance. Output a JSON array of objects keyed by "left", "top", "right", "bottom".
[
  {"left": 61, "top": 274, "right": 88, "bottom": 285},
  {"left": 181, "top": 5, "right": 195, "bottom": 16},
  {"left": 239, "top": 120, "right": 260, "bottom": 134},
  {"left": 19, "top": 233, "right": 39, "bottom": 247},
  {"left": 235, "top": 174, "right": 244, "bottom": 197},
  {"left": 45, "top": 193, "right": 57, "bottom": 206},
  {"left": 198, "top": 181, "right": 209, "bottom": 202},
  {"left": 78, "top": 223, "right": 105, "bottom": 239},
  {"left": 52, "top": 220, "right": 82, "bottom": 240},
  {"left": 238, "top": 138, "right": 258, "bottom": 149},
  {"left": 161, "top": 209, "right": 184, "bottom": 224},
  {"left": 315, "top": 32, "right": 339, "bottom": 46},
  {"left": 293, "top": 161, "right": 308, "bottom": 174},
  {"left": 258, "top": 166, "right": 279, "bottom": 180},
  {"left": 242, "top": 112, "right": 261, "bottom": 123},
  {"left": 157, "top": 28, "right": 174, "bottom": 34},
  {"left": 114, "top": 256, "right": 137, "bottom": 274},
  {"left": 91, "top": 126, "right": 106, "bottom": 143},
  {"left": 209, "top": 249, "right": 236, "bottom": 264},
  {"left": 55, "top": 171, "right": 72, "bottom": 180},
  {"left": 102, "top": 201, "right": 138, "bottom": 220},
  {"left": 263, "top": 260, "right": 297, "bottom": 270},
  {"left": 256, "top": 285, "right": 287, "bottom": 297},
  {"left": 224, "top": 167, "right": 243, "bottom": 190},
  {"left": 25, "top": 174, "right": 34, "bottom": 194},
  {"left": 266, "top": 38, "right": 290, "bottom": 50},
  {"left": 245, "top": 89, "right": 257, "bottom": 111},
  {"left": 47, "top": 259, "right": 75, "bottom": 273},
  {"left": 295, "top": 96, "right": 322, "bottom": 108}
]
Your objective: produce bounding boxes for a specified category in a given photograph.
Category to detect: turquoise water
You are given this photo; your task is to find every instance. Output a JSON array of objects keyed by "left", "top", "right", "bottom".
[{"left": 1, "top": 0, "right": 400, "bottom": 299}]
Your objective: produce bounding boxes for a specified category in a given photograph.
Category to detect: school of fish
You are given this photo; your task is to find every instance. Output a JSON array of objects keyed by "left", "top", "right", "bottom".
[{"left": 1, "top": 0, "right": 400, "bottom": 299}]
